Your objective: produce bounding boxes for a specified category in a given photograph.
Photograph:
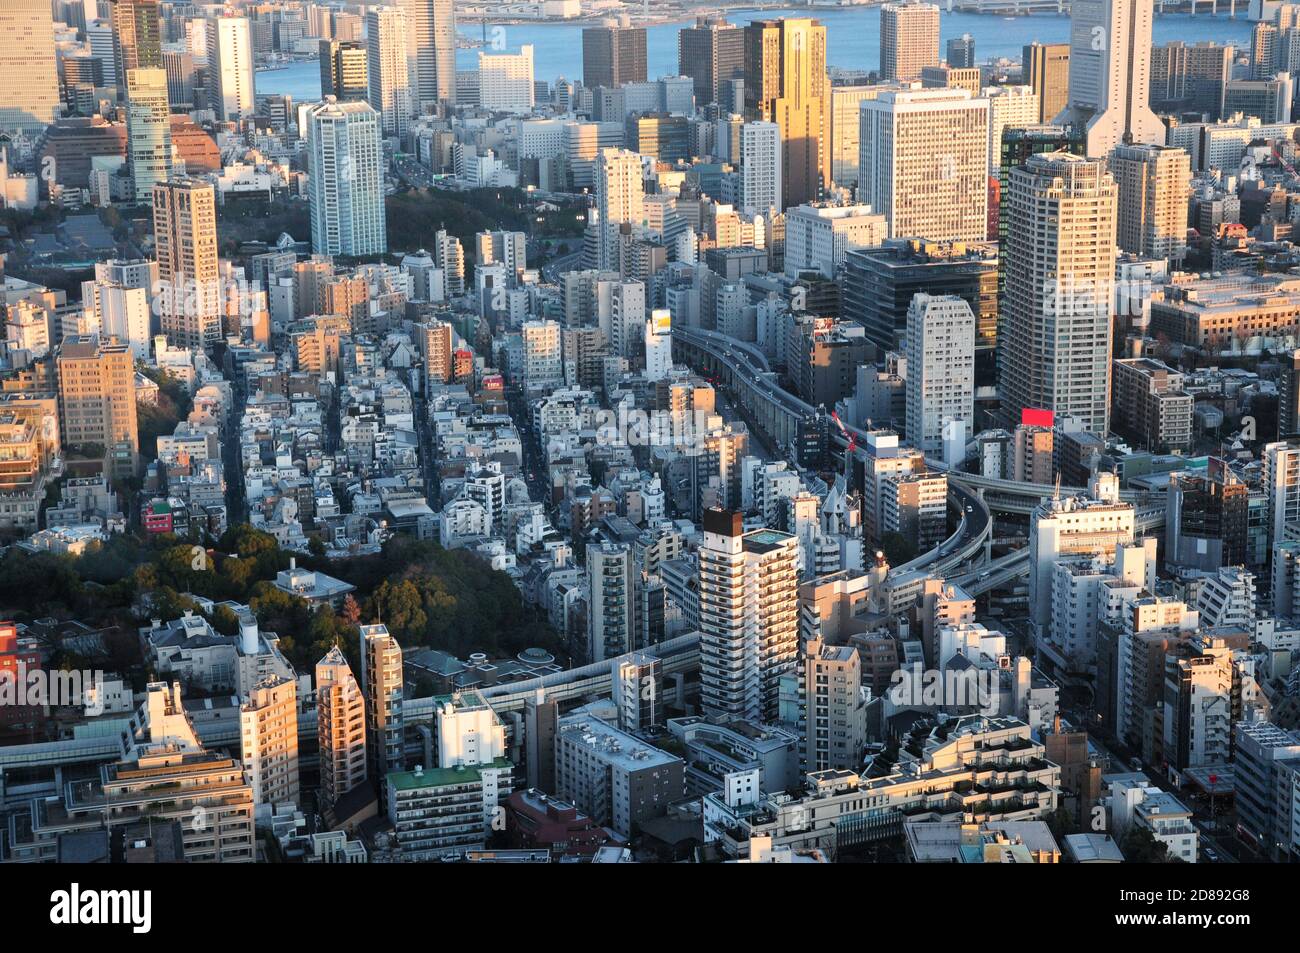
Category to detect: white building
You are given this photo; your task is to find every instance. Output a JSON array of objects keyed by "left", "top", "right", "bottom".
[
  {"left": 740, "top": 120, "right": 781, "bottom": 217},
  {"left": 478, "top": 45, "right": 534, "bottom": 113},
  {"left": 306, "top": 99, "right": 387, "bottom": 257},
  {"left": 206, "top": 15, "right": 255, "bottom": 122},
  {"left": 366, "top": 6, "right": 412, "bottom": 138},
  {"left": 783, "top": 204, "right": 887, "bottom": 279},
  {"left": 904, "top": 293, "right": 974, "bottom": 454}
]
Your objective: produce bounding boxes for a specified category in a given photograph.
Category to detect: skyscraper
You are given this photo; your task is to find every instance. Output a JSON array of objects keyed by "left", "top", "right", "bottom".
[
  {"left": 678, "top": 16, "right": 744, "bottom": 107},
  {"left": 698, "top": 508, "right": 799, "bottom": 722},
  {"left": 403, "top": 0, "right": 456, "bottom": 109},
  {"left": 478, "top": 45, "right": 535, "bottom": 113},
  {"left": 1057, "top": 0, "right": 1164, "bottom": 156},
  {"left": 320, "top": 39, "right": 368, "bottom": 102},
  {"left": 743, "top": 17, "right": 830, "bottom": 209},
  {"left": 947, "top": 34, "right": 976, "bottom": 69},
  {"left": 583, "top": 20, "right": 647, "bottom": 89},
  {"left": 0, "top": 0, "right": 61, "bottom": 136},
  {"left": 110, "top": 0, "right": 161, "bottom": 90},
  {"left": 315, "top": 646, "right": 367, "bottom": 810},
  {"left": 1108, "top": 143, "right": 1192, "bottom": 265},
  {"left": 859, "top": 87, "right": 990, "bottom": 243},
  {"left": 739, "top": 121, "right": 781, "bottom": 216},
  {"left": 879, "top": 2, "right": 940, "bottom": 82},
  {"left": 125, "top": 67, "right": 171, "bottom": 200},
  {"left": 999, "top": 152, "right": 1118, "bottom": 434},
  {"left": 905, "top": 293, "right": 976, "bottom": 454},
  {"left": 152, "top": 178, "right": 221, "bottom": 350},
  {"left": 206, "top": 15, "right": 254, "bottom": 122},
  {"left": 366, "top": 6, "right": 411, "bottom": 138},
  {"left": 1023, "top": 42, "right": 1070, "bottom": 124},
  {"left": 307, "top": 98, "right": 386, "bottom": 257}
]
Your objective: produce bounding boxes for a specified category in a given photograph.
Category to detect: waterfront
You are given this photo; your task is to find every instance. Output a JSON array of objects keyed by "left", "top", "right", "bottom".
[{"left": 257, "top": 8, "right": 1256, "bottom": 101}]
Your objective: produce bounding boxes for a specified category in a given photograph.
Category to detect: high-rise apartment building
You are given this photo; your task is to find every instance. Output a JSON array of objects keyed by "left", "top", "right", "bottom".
[
  {"left": 153, "top": 178, "right": 220, "bottom": 350},
  {"left": 315, "top": 645, "right": 367, "bottom": 809},
  {"left": 360, "top": 623, "right": 404, "bottom": 779},
  {"left": 879, "top": 2, "right": 940, "bottom": 82},
  {"left": 583, "top": 20, "right": 647, "bottom": 89},
  {"left": 56, "top": 335, "right": 139, "bottom": 478},
  {"left": 306, "top": 99, "right": 386, "bottom": 257},
  {"left": 206, "top": 15, "right": 254, "bottom": 122},
  {"left": 905, "top": 294, "right": 975, "bottom": 454},
  {"left": 0, "top": 0, "right": 61, "bottom": 135},
  {"left": 1109, "top": 144, "right": 1191, "bottom": 265},
  {"left": 110, "top": 0, "right": 161, "bottom": 90},
  {"left": 1058, "top": 0, "right": 1165, "bottom": 156},
  {"left": 804, "top": 637, "right": 868, "bottom": 773},
  {"left": 698, "top": 508, "right": 800, "bottom": 722},
  {"left": 998, "top": 152, "right": 1117, "bottom": 434},
  {"left": 744, "top": 17, "right": 830, "bottom": 209},
  {"left": 366, "top": 7, "right": 411, "bottom": 138},
  {"left": 239, "top": 674, "right": 300, "bottom": 812},
  {"left": 594, "top": 147, "right": 644, "bottom": 272},
  {"left": 1151, "top": 41, "right": 1232, "bottom": 119},
  {"left": 125, "top": 67, "right": 171, "bottom": 200},
  {"left": 859, "top": 88, "right": 990, "bottom": 243},
  {"left": 1023, "top": 42, "right": 1070, "bottom": 124},
  {"left": 678, "top": 16, "right": 744, "bottom": 107},
  {"left": 419, "top": 319, "right": 454, "bottom": 388}
]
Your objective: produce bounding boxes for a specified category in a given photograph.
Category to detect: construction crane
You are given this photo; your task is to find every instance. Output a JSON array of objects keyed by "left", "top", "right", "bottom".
[{"left": 829, "top": 410, "right": 857, "bottom": 457}]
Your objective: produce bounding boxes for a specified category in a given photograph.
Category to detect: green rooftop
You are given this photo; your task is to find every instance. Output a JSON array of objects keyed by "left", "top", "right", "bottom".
[{"left": 387, "top": 758, "right": 511, "bottom": 791}]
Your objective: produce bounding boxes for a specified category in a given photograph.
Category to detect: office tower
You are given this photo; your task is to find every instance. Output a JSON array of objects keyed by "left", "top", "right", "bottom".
[
  {"left": 320, "top": 39, "right": 368, "bottom": 101},
  {"left": 843, "top": 239, "right": 999, "bottom": 352},
  {"left": 0, "top": 0, "right": 61, "bottom": 136},
  {"left": 1223, "top": 73, "right": 1294, "bottom": 124},
  {"left": 830, "top": 85, "right": 889, "bottom": 189},
  {"left": 1281, "top": 349, "right": 1300, "bottom": 438},
  {"left": 947, "top": 34, "right": 976, "bottom": 69},
  {"left": 739, "top": 120, "right": 781, "bottom": 216},
  {"left": 583, "top": 20, "right": 647, "bottom": 89},
  {"left": 478, "top": 45, "right": 534, "bottom": 113},
  {"left": 366, "top": 7, "right": 411, "bottom": 137},
  {"left": 110, "top": 0, "right": 161, "bottom": 90},
  {"left": 56, "top": 335, "right": 139, "bottom": 478},
  {"left": 1234, "top": 721, "right": 1300, "bottom": 860},
  {"left": 784, "top": 204, "right": 887, "bottom": 279},
  {"left": 315, "top": 645, "right": 367, "bottom": 809},
  {"left": 595, "top": 147, "right": 644, "bottom": 272},
  {"left": 625, "top": 113, "right": 691, "bottom": 164},
  {"left": 403, "top": 0, "right": 456, "bottom": 108},
  {"left": 905, "top": 294, "right": 975, "bottom": 454},
  {"left": 985, "top": 86, "right": 1040, "bottom": 173},
  {"left": 1150, "top": 41, "right": 1232, "bottom": 119},
  {"left": 239, "top": 674, "right": 299, "bottom": 812},
  {"left": 125, "top": 67, "right": 171, "bottom": 200},
  {"left": 999, "top": 153, "right": 1117, "bottom": 434},
  {"left": 860, "top": 88, "right": 989, "bottom": 243},
  {"left": 163, "top": 47, "right": 197, "bottom": 109},
  {"left": 879, "top": 2, "right": 940, "bottom": 82},
  {"left": 1165, "top": 460, "right": 1249, "bottom": 571},
  {"left": 587, "top": 542, "right": 634, "bottom": 663},
  {"left": 153, "top": 178, "right": 220, "bottom": 350},
  {"left": 744, "top": 17, "right": 830, "bottom": 210},
  {"left": 698, "top": 508, "right": 800, "bottom": 722},
  {"left": 360, "top": 623, "right": 404, "bottom": 779},
  {"left": 1058, "top": 0, "right": 1164, "bottom": 156},
  {"left": 1023, "top": 42, "right": 1070, "bottom": 124},
  {"left": 206, "top": 15, "right": 254, "bottom": 122},
  {"left": 1108, "top": 144, "right": 1192, "bottom": 265},
  {"left": 306, "top": 99, "right": 386, "bottom": 257},
  {"left": 678, "top": 16, "right": 744, "bottom": 107}
]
